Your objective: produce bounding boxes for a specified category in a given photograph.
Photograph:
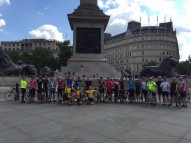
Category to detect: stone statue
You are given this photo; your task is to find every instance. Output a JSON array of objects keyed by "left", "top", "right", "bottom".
[
  {"left": 140, "top": 56, "right": 178, "bottom": 77},
  {"left": 0, "top": 50, "right": 37, "bottom": 76},
  {"left": 39, "top": 66, "right": 55, "bottom": 77},
  {"left": 121, "top": 68, "right": 132, "bottom": 78}
]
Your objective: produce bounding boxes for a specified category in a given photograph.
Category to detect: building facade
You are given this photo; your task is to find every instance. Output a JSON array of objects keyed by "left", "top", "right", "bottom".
[
  {"left": 0, "top": 39, "right": 59, "bottom": 57},
  {"left": 104, "top": 21, "right": 179, "bottom": 74}
]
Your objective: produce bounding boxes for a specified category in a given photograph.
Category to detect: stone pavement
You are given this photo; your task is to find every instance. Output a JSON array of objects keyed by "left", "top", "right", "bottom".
[{"left": 0, "top": 99, "right": 191, "bottom": 143}]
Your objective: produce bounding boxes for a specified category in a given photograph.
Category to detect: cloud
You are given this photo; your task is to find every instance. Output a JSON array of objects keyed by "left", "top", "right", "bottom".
[
  {"left": 0, "top": 0, "right": 10, "bottom": 6},
  {"left": 0, "top": 18, "right": 6, "bottom": 27},
  {"left": 99, "top": 0, "right": 191, "bottom": 61},
  {"left": 28, "top": 25, "right": 64, "bottom": 42}
]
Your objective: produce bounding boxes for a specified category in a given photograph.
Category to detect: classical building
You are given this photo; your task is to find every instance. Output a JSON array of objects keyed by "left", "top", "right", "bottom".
[
  {"left": 104, "top": 21, "right": 179, "bottom": 74},
  {"left": 0, "top": 39, "right": 59, "bottom": 57}
]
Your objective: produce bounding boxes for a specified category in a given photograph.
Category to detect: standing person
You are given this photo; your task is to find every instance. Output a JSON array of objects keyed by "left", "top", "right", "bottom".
[
  {"left": 37, "top": 77, "right": 44, "bottom": 103},
  {"left": 135, "top": 78, "right": 141, "bottom": 103},
  {"left": 160, "top": 77, "right": 170, "bottom": 106},
  {"left": 49, "top": 77, "right": 56, "bottom": 103},
  {"left": 85, "top": 77, "right": 92, "bottom": 90},
  {"left": 119, "top": 78, "right": 125, "bottom": 103},
  {"left": 147, "top": 77, "right": 157, "bottom": 106},
  {"left": 57, "top": 76, "right": 63, "bottom": 104},
  {"left": 106, "top": 77, "right": 112, "bottom": 102},
  {"left": 29, "top": 76, "right": 36, "bottom": 102},
  {"left": 43, "top": 75, "right": 49, "bottom": 102},
  {"left": 19, "top": 75, "right": 28, "bottom": 103},
  {"left": 169, "top": 77, "right": 178, "bottom": 107},
  {"left": 156, "top": 76, "right": 163, "bottom": 104},
  {"left": 113, "top": 79, "right": 119, "bottom": 102},
  {"left": 141, "top": 77, "right": 148, "bottom": 102},
  {"left": 98, "top": 77, "right": 105, "bottom": 102},
  {"left": 178, "top": 76, "right": 187, "bottom": 108},
  {"left": 127, "top": 77, "right": 135, "bottom": 103}
]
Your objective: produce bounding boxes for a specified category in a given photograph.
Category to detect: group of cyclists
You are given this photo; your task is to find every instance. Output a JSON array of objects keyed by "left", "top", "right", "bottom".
[{"left": 17, "top": 74, "right": 189, "bottom": 108}]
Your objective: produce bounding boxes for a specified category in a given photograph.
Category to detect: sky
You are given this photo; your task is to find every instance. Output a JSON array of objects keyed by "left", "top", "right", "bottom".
[{"left": 0, "top": 0, "right": 190, "bottom": 61}]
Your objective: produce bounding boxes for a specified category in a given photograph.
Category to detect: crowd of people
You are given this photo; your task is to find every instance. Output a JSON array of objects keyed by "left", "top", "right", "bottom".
[{"left": 17, "top": 74, "right": 189, "bottom": 108}]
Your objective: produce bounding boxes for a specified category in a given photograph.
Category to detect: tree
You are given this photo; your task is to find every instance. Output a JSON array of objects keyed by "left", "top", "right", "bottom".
[
  {"left": 176, "top": 61, "right": 191, "bottom": 75},
  {"left": 32, "top": 47, "right": 54, "bottom": 71},
  {"left": 8, "top": 51, "right": 21, "bottom": 63},
  {"left": 58, "top": 40, "right": 73, "bottom": 66},
  {"left": 143, "top": 61, "right": 158, "bottom": 67}
]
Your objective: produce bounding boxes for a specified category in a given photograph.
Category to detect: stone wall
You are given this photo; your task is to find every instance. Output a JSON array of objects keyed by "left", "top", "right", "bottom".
[{"left": 0, "top": 76, "right": 19, "bottom": 86}]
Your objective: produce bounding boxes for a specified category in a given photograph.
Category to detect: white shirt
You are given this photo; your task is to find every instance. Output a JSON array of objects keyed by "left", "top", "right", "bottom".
[{"left": 160, "top": 81, "right": 170, "bottom": 92}]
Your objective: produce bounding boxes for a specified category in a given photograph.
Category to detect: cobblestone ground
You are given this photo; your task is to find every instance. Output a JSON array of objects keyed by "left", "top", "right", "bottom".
[{"left": 0, "top": 87, "right": 191, "bottom": 143}]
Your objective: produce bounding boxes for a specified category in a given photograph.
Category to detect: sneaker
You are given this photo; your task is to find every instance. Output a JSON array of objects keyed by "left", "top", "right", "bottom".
[
  {"left": 168, "top": 104, "right": 172, "bottom": 107},
  {"left": 185, "top": 105, "right": 187, "bottom": 108},
  {"left": 182, "top": 105, "right": 185, "bottom": 107},
  {"left": 176, "top": 104, "right": 178, "bottom": 107}
]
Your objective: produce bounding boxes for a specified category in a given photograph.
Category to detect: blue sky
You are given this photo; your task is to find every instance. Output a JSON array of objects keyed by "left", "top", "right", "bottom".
[{"left": 0, "top": 0, "right": 191, "bottom": 61}]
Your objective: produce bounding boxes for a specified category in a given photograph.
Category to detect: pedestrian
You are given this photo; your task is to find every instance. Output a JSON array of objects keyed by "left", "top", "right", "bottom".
[
  {"left": 147, "top": 77, "right": 157, "bottom": 106},
  {"left": 160, "top": 77, "right": 170, "bottom": 106},
  {"left": 19, "top": 74, "right": 28, "bottom": 103}
]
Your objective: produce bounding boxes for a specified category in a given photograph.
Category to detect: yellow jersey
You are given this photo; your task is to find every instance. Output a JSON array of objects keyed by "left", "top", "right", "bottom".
[
  {"left": 20, "top": 80, "right": 27, "bottom": 89},
  {"left": 75, "top": 90, "right": 81, "bottom": 99},
  {"left": 65, "top": 86, "right": 71, "bottom": 95},
  {"left": 86, "top": 90, "right": 95, "bottom": 99}
]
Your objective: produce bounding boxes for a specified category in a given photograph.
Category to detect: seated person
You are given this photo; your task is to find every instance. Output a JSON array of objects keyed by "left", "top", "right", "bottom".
[
  {"left": 75, "top": 87, "right": 82, "bottom": 105},
  {"left": 86, "top": 86, "right": 95, "bottom": 105}
]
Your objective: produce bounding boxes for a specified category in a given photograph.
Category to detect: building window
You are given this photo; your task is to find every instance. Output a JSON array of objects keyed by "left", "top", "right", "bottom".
[{"left": 142, "top": 51, "right": 144, "bottom": 55}]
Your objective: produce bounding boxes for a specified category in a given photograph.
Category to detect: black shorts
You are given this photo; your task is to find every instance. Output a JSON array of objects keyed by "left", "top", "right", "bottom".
[
  {"left": 170, "top": 91, "right": 177, "bottom": 97},
  {"left": 107, "top": 89, "right": 112, "bottom": 94},
  {"left": 128, "top": 89, "right": 134, "bottom": 97},
  {"left": 88, "top": 98, "right": 94, "bottom": 102},
  {"left": 142, "top": 90, "right": 147, "bottom": 95},
  {"left": 158, "top": 90, "right": 162, "bottom": 96},
  {"left": 120, "top": 89, "right": 125, "bottom": 95},
  {"left": 180, "top": 91, "right": 186, "bottom": 97},
  {"left": 99, "top": 89, "right": 104, "bottom": 93},
  {"left": 135, "top": 90, "right": 140, "bottom": 95},
  {"left": 162, "top": 91, "right": 169, "bottom": 97}
]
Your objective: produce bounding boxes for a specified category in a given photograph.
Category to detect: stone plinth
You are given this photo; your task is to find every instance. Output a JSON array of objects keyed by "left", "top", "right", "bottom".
[{"left": 60, "top": 0, "right": 120, "bottom": 78}]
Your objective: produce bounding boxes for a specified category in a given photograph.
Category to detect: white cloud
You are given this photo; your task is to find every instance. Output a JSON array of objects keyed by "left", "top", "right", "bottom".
[
  {"left": 99, "top": 0, "right": 191, "bottom": 61},
  {"left": 28, "top": 25, "right": 64, "bottom": 42},
  {"left": 0, "top": 0, "right": 10, "bottom": 6},
  {"left": 0, "top": 18, "right": 6, "bottom": 27}
]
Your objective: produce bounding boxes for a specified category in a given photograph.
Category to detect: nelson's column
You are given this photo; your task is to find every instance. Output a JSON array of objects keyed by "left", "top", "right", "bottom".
[{"left": 60, "top": 0, "right": 120, "bottom": 77}]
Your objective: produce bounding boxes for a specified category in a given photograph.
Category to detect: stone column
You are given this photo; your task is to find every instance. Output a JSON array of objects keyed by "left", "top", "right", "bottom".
[{"left": 80, "top": 0, "right": 97, "bottom": 5}]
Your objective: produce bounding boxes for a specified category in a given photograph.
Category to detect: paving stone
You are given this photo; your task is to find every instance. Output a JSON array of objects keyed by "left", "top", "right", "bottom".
[
  {"left": 156, "top": 115, "right": 191, "bottom": 127},
  {"left": 115, "top": 128, "right": 179, "bottom": 143},
  {"left": 0, "top": 128, "right": 34, "bottom": 143},
  {"left": 101, "top": 138, "right": 126, "bottom": 143},
  {"left": 139, "top": 121, "right": 191, "bottom": 137},
  {"left": 16, "top": 121, "right": 73, "bottom": 138},
  {"left": 59, "top": 114, "right": 100, "bottom": 127},
  {"left": 178, "top": 139, "right": 191, "bottom": 143},
  {"left": 40, "top": 128, "right": 108, "bottom": 143},
  {"left": 184, "top": 130, "right": 191, "bottom": 140},
  {"left": 82, "top": 120, "right": 133, "bottom": 138}
]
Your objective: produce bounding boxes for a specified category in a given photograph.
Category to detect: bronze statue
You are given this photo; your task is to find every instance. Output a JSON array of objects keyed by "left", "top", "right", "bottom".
[
  {"left": 0, "top": 50, "right": 37, "bottom": 76},
  {"left": 140, "top": 56, "right": 178, "bottom": 77}
]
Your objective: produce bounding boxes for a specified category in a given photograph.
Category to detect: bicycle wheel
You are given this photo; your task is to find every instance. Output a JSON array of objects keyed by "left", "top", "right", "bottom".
[{"left": 4, "top": 91, "right": 15, "bottom": 101}]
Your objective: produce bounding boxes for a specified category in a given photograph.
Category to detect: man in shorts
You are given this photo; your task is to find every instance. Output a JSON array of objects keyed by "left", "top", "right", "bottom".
[
  {"left": 156, "top": 76, "right": 163, "bottom": 104},
  {"left": 147, "top": 77, "right": 157, "bottom": 106},
  {"left": 160, "top": 77, "right": 170, "bottom": 106},
  {"left": 178, "top": 76, "right": 187, "bottom": 108}
]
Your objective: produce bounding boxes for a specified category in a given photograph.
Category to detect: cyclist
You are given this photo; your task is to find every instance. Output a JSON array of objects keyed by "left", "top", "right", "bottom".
[
  {"left": 106, "top": 77, "right": 112, "bottom": 102},
  {"left": 49, "top": 77, "right": 56, "bottom": 103},
  {"left": 57, "top": 76, "right": 63, "bottom": 104},
  {"left": 29, "top": 76, "right": 36, "bottom": 102},
  {"left": 178, "top": 76, "right": 187, "bottom": 108},
  {"left": 135, "top": 78, "right": 141, "bottom": 103},
  {"left": 127, "top": 77, "right": 135, "bottom": 103},
  {"left": 119, "top": 78, "right": 125, "bottom": 103},
  {"left": 141, "top": 77, "right": 148, "bottom": 102},
  {"left": 156, "top": 76, "right": 163, "bottom": 104},
  {"left": 169, "top": 77, "right": 178, "bottom": 107},
  {"left": 147, "top": 77, "right": 157, "bottom": 106},
  {"left": 113, "top": 78, "right": 119, "bottom": 103},
  {"left": 98, "top": 77, "right": 105, "bottom": 102},
  {"left": 75, "top": 87, "right": 82, "bottom": 105},
  {"left": 160, "top": 76, "right": 170, "bottom": 106},
  {"left": 43, "top": 75, "right": 49, "bottom": 102},
  {"left": 19, "top": 74, "right": 28, "bottom": 103},
  {"left": 86, "top": 86, "right": 95, "bottom": 105},
  {"left": 65, "top": 83, "right": 73, "bottom": 105},
  {"left": 37, "top": 76, "right": 44, "bottom": 103}
]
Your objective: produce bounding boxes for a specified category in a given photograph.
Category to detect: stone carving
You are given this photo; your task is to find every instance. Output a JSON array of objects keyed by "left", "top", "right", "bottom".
[
  {"left": 140, "top": 56, "right": 178, "bottom": 77},
  {"left": 76, "top": 28, "right": 101, "bottom": 54},
  {"left": 121, "top": 68, "right": 132, "bottom": 78},
  {"left": 0, "top": 50, "right": 37, "bottom": 76},
  {"left": 40, "top": 66, "right": 54, "bottom": 77}
]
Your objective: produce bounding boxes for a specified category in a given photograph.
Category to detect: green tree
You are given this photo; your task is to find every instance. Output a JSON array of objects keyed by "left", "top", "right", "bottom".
[
  {"left": 32, "top": 47, "right": 54, "bottom": 71},
  {"left": 58, "top": 40, "right": 73, "bottom": 66},
  {"left": 143, "top": 61, "right": 158, "bottom": 67},
  {"left": 176, "top": 61, "right": 191, "bottom": 75},
  {"left": 8, "top": 51, "right": 21, "bottom": 63}
]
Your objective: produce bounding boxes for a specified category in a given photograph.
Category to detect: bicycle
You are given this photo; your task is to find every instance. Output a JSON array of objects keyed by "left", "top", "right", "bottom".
[{"left": 4, "top": 87, "right": 29, "bottom": 101}]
